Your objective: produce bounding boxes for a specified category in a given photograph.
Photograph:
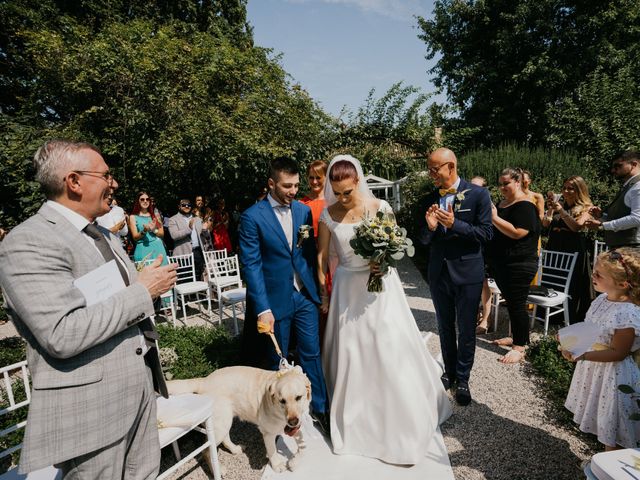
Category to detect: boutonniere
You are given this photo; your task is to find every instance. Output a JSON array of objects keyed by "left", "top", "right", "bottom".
[
  {"left": 296, "top": 225, "right": 312, "bottom": 248},
  {"left": 454, "top": 189, "right": 471, "bottom": 212}
]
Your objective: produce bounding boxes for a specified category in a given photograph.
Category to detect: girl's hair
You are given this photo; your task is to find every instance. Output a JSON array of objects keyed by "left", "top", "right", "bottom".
[
  {"left": 596, "top": 248, "right": 640, "bottom": 305},
  {"left": 131, "top": 190, "right": 161, "bottom": 227},
  {"left": 562, "top": 175, "right": 593, "bottom": 217},
  {"left": 307, "top": 160, "right": 328, "bottom": 177},
  {"left": 329, "top": 160, "right": 358, "bottom": 182},
  {"left": 500, "top": 167, "right": 524, "bottom": 183}
]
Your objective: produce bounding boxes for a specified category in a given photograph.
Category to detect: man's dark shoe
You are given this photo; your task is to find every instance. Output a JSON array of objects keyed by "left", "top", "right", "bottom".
[
  {"left": 440, "top": 373, "right": 456, "bottom": 391},
  {"left": 310, "top": 411, "right": 330, "bottom": 437},
  {"left": 455, "top": 384, "right": 472, "bottom": 406}
]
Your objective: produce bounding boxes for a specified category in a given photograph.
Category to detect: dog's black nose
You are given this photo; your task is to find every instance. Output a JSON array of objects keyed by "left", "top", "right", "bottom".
[{"left": 287, "top": 417, "right": 299, "bottom": 427}]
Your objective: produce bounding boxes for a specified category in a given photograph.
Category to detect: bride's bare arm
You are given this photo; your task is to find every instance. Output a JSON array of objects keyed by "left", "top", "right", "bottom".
[{"left": 317, "top": 220, "right": 331, "bottom": 313}]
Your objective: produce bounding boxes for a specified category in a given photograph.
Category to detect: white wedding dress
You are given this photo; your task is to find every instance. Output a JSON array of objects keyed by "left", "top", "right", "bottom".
[{"left": 320, "top": 201, "right": 452, "bottom": 465}]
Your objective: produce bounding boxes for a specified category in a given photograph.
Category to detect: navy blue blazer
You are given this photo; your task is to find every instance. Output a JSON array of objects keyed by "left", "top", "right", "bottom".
[
  {"left": 418, "top": 178, "right": 493, "bottom": 285},
  {"left": 239, "top": 198, "right": 320, "bottom": 321}
]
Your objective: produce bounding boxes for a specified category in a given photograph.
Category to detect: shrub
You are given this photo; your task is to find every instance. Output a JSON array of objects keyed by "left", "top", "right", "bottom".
[
  {"left": 157, "top": 324, "right": 241, "bottom": 380},
  {"left": 0, "top": 337, "right": 26, "bottom": 368}
]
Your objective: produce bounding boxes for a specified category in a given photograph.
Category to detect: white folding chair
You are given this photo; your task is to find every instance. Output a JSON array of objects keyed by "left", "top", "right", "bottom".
[
  {"left": 527, "top": 249, "right": 578, "bottom": 335},
  {"left": 487, "top": 278, "right": 505, "bottom": 333},
  {"left": 168, "top": 253, "right": 212, "bottom": 322},
  {"left": 206, "top": 254, "right": 245, "bottom": 335},
  {"left": 156, "top": 394, "right": 221, "bottom": 480},
  {"left": 593, "top": 239, "right": 609, "bottom": 272},
  {"left": 135, "top": 259, "right": 176, "bottom": 326},
  {"left": 0, "top": 361, "right": 61, "bottom": 480}
]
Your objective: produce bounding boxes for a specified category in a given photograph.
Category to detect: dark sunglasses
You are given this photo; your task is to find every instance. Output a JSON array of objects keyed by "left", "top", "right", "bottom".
[{"left": 180, "top": 203, "right": 192, "bottom": 208}]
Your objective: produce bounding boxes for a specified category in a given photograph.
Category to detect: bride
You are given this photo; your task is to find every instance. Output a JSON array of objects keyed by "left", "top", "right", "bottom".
[{"left": 317, "top": 154, "right": 452, "bottom": 465}]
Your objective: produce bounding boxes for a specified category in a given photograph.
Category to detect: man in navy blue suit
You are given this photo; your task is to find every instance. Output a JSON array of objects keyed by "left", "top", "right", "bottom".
[
  {"left": 419, "top": 148, "right": 493, "bottom": 406},
  {"left": 239, "top": 157, "right": 329, "bottom": 433}
]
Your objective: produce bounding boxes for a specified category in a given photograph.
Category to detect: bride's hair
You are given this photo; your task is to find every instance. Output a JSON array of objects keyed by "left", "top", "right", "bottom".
[{"left": 329, "top": 160, "right": 358, "bottom": 182}]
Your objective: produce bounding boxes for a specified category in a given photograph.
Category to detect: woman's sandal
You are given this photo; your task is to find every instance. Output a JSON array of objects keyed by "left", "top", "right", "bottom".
[
  {"left": 476, "top": 323, "right": 489, "bottom": 335},
  {"left": 492, "top": 337, "right": 513, "bottom": 347},
  {"left": 498, "top": 349, "right": 525, "bottom": 364}
]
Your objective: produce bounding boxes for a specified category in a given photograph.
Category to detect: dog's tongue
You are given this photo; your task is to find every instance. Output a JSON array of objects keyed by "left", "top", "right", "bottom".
[{"left": 284, "top": 424, "right": 300, "bottom": 437}]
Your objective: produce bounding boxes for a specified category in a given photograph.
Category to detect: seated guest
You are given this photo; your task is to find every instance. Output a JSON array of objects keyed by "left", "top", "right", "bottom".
[
  {"left": 486, "top": 168, "right": 541, "bottom": 363},
  {"left": 542, "top": 176, "right": 594, "bottom": 323},
  {"left": 97, "top": 188, "right": 128, "bottom": 246},
  {"left": 128, "top": 190, "right": 168, "bottom": 265}
]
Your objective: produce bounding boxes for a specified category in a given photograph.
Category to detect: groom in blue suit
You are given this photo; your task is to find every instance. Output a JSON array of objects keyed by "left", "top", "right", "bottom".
[
  {"left": 419, "top": 148, "right": 493, "bottom": 406},
  {"left": 239, "top": 157, "right": 329, "bottom": 431}
]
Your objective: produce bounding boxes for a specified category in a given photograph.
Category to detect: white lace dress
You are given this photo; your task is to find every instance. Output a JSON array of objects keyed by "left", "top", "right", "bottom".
[
  {"left": 320, "top": 200, "right": 452, "bottom": 464},
  {"left": 565, "top": 293, "right": 640, "bottom": 448}
]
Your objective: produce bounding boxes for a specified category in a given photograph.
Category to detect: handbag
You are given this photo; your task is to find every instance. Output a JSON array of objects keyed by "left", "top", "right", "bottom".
[{"left": 528, "top": 285, "right": 557, "bottom": 297}]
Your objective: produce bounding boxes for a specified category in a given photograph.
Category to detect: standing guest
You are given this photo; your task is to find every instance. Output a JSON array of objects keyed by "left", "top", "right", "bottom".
[
  {"left": 239, "top": 156, "right": 329, "bottom": 434},
  {"left": 0, "top": 140, "right": 176, "bottom": 478},
  {"left": 168, "top": 198, "right": 205, "bottom": 280},
  {"left": 543, "top": 176, "right": 594, "bottom": 323},
  {"left": 97, "top": 188, "right": 128, "bottom": 246},
  {"left": 195, "top": 194, "right": 212, "bottom": 219},
  {"left": 211, "top": 198, "right": 233, "bottom": 253},
  {"left": 486, "top": 168, "right": 541, "bottom": 363},
  {"left": 128, "top": 191, "right": 168, "bottom": 265},
  {"left": 522, "top": 170, "right": 546, "bottom": 220},
  {"left": 562, "top": 248, "right": 640, "bottom": 451},
  {"left": 301, "top": 160, "right": 330, "bottom": 347},
  {"left": 419, "top": 148, "right": 493, "bottom": 405},
  {"left": 470, "top": 176, "right": 493, "bottom": 335},
  {"left": 586, "top": 151, "right": 640, "bottom": 248},
  {"left": 301, "top": 160, "right": 328, "bottom": 237}
]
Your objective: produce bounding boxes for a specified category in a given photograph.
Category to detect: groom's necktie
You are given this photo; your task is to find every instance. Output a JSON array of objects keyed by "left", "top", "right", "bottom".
[
  {"left": 275, "top": 205, "right": 293, "bottom": 249},
  {"left": 83, "top": 222, "right": 129, "bottom": 286}
]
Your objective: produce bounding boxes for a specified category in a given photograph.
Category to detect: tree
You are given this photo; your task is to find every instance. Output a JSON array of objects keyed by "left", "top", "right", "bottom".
[
  {"left": 0, "top": 1, "right": 335, "bottom": 227},
  {"left": 417, "top": 0, "right": 640, "bottom": 147}
]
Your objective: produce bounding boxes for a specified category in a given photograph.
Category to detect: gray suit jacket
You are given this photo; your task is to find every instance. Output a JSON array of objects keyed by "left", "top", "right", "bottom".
[
  {"left": 167, "top": 213, "right": 201, "bottom": 256},
  {"left": 0, "top": 203, "right": 157, "bottom": 472}
]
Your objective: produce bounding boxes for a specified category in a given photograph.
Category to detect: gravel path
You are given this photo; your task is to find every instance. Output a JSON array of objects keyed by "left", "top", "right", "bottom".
[{"left": 0, "top": 257, "right": 596, "bottom": 479}]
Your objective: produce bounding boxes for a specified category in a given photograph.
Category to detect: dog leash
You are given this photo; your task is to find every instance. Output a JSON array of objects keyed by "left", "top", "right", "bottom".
[{"left": 268, "top": 332, "right": 293, "bottom": 370}]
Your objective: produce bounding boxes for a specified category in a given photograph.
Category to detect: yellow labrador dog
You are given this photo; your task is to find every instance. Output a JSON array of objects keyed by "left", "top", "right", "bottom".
[{"left": 167, "top": 365, "right": 311, "bottom": 473}]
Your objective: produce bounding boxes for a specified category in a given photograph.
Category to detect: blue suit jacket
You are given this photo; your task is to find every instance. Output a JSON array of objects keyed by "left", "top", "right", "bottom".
[
  {"left": 418, "top": 178, "right": 493, "bottom": 285},
  {"left": 239, "top": 198, "right": 320, "bottom": 320}
]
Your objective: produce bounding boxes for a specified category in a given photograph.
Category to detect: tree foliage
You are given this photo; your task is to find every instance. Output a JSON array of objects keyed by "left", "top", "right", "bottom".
[
  {"left": 417, "top": 0, "right": 640, "bottom": 149},
  {"left": 0, "top": 0, "right": 335, "bottom": 227}
]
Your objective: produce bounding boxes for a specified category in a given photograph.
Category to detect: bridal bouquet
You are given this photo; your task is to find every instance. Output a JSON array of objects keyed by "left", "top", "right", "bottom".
[{"left": 350, "top": 211, "right": 415, "bottom": 292}]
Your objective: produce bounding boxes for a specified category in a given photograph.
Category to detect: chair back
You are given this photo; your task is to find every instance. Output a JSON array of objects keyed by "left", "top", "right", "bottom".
[
  {"left": 593, "top": 239, "right": 609, "bottom": 272},
  {"left": 168, "top": 253, "right": 196, "bottom": 284},
  {"left": 539, "top": 249, "right": 578, "bottom": 295},
  {"left": 0, "top": 360, "right": 31, "bottom": 463},
  {"left": 210, "top": 255, "right": 242, "bottom": 288}
]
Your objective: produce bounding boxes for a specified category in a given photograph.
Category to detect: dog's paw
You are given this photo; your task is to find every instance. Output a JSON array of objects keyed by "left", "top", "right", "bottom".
[
  {"left": 269, "top": 454, "right": 287, "bottom": 473},
  {"left": 287, "top": 454, "right": 302, "bottom": 471},
  {"left": 228, "top": 444, "right": 243, "bottom": 455}
]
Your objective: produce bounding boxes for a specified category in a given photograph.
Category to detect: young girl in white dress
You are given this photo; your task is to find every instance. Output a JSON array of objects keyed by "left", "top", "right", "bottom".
[
  {"left": 562, "top": 247, "right": 640, "bottom": 450},
  {"left": 317, "top": 155, "right": 451, "bottom": 465}
]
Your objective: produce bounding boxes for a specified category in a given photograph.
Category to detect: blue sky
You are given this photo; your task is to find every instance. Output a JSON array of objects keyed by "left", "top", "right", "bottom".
[{"left": 246, "top": 0, "right": 442, "bottom": 119}]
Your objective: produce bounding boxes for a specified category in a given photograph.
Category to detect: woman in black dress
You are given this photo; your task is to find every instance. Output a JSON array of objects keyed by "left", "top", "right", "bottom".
[
  {"left": 486, "top": 168, "right": 541, "bottom": 363},
  {"left": 542, "top": 176, "right": 594, "bottom": 323}
]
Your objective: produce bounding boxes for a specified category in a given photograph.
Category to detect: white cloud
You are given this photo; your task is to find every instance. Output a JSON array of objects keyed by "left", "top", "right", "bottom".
[{"left": 285, "top": 0, "right": 432, "bottom": 22}]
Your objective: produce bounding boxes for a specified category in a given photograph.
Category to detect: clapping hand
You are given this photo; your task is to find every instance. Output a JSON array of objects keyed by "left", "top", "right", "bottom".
[
  {"left": 588, "top": 205, "right": 602, "bottom": 219},
  {"left": 425, "top": 204, "right": 439, "bottom": 231},
  {"left": 434, "top": 204, "right": 455, "bottom": 229}
]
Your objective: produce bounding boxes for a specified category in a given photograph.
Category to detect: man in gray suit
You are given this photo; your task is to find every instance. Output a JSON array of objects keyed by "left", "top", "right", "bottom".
[
  {"left": 0, "top": 140, "right": 177, "bottom": 479},
  {"left": 167, "top": 198, "right": 205, "bottom": 279}
]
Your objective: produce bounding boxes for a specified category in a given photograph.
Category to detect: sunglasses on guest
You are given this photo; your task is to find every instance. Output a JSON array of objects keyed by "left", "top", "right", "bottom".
[{"left": 180, "top": 202, "right": 192, "bottom": 208}]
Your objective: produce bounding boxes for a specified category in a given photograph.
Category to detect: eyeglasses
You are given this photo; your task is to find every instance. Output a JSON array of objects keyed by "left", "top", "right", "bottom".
[
  {"left": 70, "top": 170, "right": 113, "bottom": 183},
  {"left": 609, "top": 250, "right": 632, "bottom": 283},
  {"left": 180, "top": 203, "right": 192, "bottom": 208},
  {"left": 427, "top": 162, "right": 452, "bottom": 175},
  {"left": 139, "top": 197, "right": 150, "bottom": 202}
]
